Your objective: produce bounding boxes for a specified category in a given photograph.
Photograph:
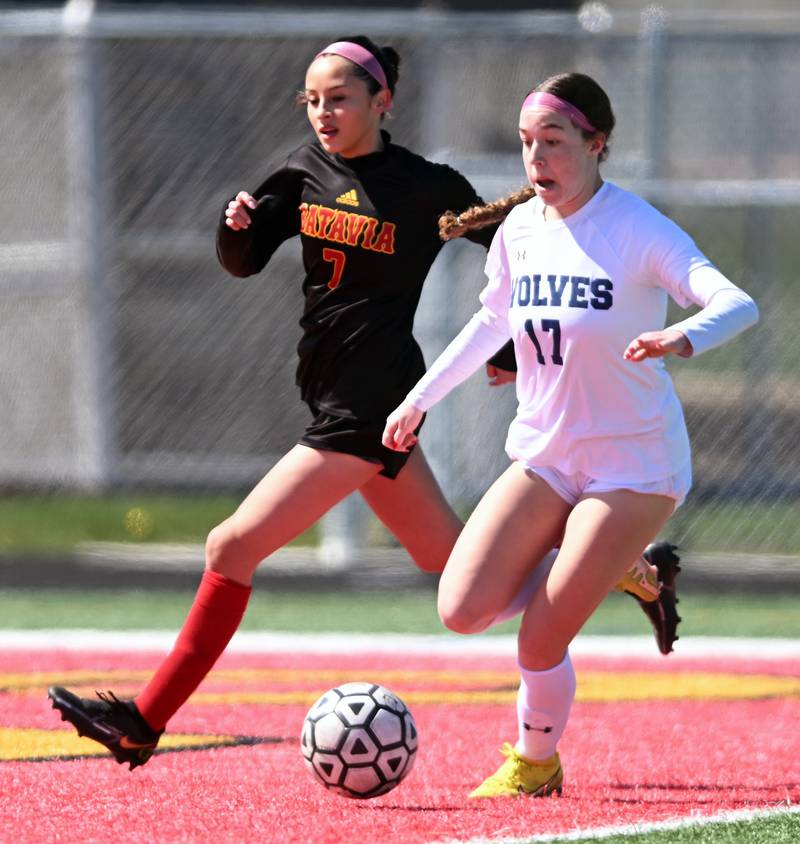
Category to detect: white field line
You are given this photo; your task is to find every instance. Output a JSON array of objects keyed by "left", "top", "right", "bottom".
[
  {"left": 437, "top": 803, "right": 800, "bottom": 844},
  {"left": 0, "top": 631, "right": 799, "bottom": 659}
]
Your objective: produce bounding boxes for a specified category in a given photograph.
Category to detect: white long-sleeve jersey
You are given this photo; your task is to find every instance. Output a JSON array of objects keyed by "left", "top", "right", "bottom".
[{"left": 407, "top": 182, "right": 759, "bottom": 485}]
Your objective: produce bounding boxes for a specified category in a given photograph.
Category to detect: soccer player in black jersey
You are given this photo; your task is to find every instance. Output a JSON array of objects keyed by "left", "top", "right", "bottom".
[{"left": 48, "top": 36, "right": 679, "bottom": 770}]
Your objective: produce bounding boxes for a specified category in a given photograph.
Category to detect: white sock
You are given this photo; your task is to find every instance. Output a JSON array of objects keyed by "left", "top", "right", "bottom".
[
  {"left": 515, "top": 652, "right": 576, "bottom": 761},
  {"left": 487, "top": 549, "right": 558, "bottom": 628}
]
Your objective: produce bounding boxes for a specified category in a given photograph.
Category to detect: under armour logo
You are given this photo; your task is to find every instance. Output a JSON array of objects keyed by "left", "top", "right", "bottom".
[
  {"left": 516, "top": 250, "right": 527, "bottom": 262},
  {"left": 523, "top": 722, "right": 553, "bottom": 733}
]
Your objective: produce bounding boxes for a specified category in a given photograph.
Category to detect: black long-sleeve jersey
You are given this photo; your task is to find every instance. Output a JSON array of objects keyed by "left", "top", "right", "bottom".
[{"left": 216, "top": 131, "right": 504, "bottom": 421}]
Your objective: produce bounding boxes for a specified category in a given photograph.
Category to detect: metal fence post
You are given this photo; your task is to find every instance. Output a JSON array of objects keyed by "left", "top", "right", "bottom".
[
  {"left": 62, "top": 0, "right": 115, "bottom": 489},
  {"left": 639, "top": 3, "right": 668, "bottom": 181}
]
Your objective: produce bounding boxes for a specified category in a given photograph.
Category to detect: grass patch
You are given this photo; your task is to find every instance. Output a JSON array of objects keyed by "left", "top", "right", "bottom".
[
  {"left": 554, "top": 810, "right": 800, "bottom": 843},
  {"left": 0, "top": 494, "right": 318, "bottom": 552},
  {"left": 1, "top": 588, "right": 797, "bottom": 638},
  {"left": 1, "top": 494, "right": 799, "bottom": 556},
  {"left": 669, "top": 500, "right": 800, "bottom": 556}
]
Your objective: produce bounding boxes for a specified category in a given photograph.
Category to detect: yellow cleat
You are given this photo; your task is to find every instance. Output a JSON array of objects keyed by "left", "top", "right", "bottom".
[
  {"left": 468, "top": 742, "right": 563, "bottom": 798},
  {"left": 614, "top": 554, "right": 660, "bottom": 603}
]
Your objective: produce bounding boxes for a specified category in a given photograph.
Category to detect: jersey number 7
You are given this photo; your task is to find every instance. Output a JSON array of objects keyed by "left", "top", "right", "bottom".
[{"left": 322, "top": 248, "right": 346, "bottom": 290}]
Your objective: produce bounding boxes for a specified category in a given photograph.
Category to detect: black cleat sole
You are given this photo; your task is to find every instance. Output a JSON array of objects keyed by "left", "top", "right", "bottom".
[{"left": 640, "top": 543, "right": 682, "bottom": 655}]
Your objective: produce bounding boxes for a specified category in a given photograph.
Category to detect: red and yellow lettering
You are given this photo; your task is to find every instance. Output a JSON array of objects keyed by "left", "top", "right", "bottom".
[
  {"left": 316, "top": 206, "right": 335, "bottom": 237},
  {"left": 371, "top": 222, "right": 396, "bottom": 255},
  {"left": 322, "top": 248, "right": 347, "bottom": 290},
  {"left": 300, "top": 203, "right": 396, "bottom": 257},
  {"left": 361, "top": 217, "right": 379, "bottom": 250},
  {"left": 304, "top": 204, "right": 319, "bottom": 237},
  {"left": 327, "top": 210, "right": 348, "bottom": 244},
  {"left": 345, "top": 214, "right": 370, "bottom": 246}
]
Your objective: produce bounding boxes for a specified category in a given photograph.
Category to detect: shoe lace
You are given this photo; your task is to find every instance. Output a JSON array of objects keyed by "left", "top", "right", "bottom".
[
  {"left": 500, "top": 741, "right": 516, "bottom": 759},
  {"left": 96, "top": 690, "right": 129, "bottom": 712},
  {"left": 497, "top": 742, "right": 526, "bottom": 775}
]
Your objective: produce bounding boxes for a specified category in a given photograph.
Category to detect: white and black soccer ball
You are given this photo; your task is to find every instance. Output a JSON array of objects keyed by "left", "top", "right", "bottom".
[{"left": 301, "top": 681, "right": 418, "bottom": 799}]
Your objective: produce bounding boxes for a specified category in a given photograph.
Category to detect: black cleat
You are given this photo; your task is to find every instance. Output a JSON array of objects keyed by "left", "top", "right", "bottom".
[
  {"left": 637, "top": 542, "right": 682, "bottom": 656},
  {"left": 47, "top": 685, "right": 162, "bottom": 770}
]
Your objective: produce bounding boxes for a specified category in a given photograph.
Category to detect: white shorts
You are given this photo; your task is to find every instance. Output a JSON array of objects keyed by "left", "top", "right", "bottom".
[{"left": 525, "top": 461, "right": 692, "bottom": 511}]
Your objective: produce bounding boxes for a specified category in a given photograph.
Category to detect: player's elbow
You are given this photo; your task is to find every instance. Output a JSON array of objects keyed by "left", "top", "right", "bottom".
[
  {"left": 744, "top": 294, "right": 759, "bottom": 327},
  {"left": 222, "top": 263, "right": 257, "bottom": 279},
  {"left": 729, "top": 288, "right": 759, "bottom": 328},
  {"left": 216, "top": 248, "right": 258, "bottom": 278}
]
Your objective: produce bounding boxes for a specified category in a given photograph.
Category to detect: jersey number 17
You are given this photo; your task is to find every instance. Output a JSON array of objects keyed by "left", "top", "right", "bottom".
[{"left": 524, "top": 318, "right": 563, "bottom": 366}]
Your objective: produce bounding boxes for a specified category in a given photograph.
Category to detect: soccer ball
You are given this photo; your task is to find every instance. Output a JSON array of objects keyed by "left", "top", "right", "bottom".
[{"left": 301, "top": 681, "right": 418, "bottom": 799}]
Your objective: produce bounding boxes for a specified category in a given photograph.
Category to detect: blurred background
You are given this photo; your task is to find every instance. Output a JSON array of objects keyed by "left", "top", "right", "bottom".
[{"left": 0, "top": 0, "right": 798, "bottom": 608}]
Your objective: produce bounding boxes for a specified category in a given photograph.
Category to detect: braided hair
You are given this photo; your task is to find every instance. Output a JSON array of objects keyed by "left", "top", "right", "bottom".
[{"left": 439, "top": 186, "right": 535, "bottom": 241}]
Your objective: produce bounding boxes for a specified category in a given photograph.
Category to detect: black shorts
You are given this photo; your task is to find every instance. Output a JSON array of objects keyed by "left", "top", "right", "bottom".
[{"left": 299, "top": 405, "right": 425, "bottom": 480}]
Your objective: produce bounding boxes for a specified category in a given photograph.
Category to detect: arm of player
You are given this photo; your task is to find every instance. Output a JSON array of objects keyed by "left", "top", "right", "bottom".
[
  {"left": 485, "top": 340, "right": 517, "bottom": 384},
  {"left": 665, "top": 283, "right": 758, "bottom": 357},
  {"left": 383, "top": 402, "right": 424, "bottom": 453},
  {"left": 223, "top": 191, "right": 258, "bottom": 232},
  {"left": 382, "top": 309, "right": 509, "bottom": 452},
  {"left": 632, "top": 220, "right": 759, "bottom": 361},
  {"left": 434, "top": 167, "right": 518, "bottom": 386},
  {"left": 623, "top": 327, "right": 692, "bottom": 361},
  {"left": 626, "top": 272, "right": 758, "bottom": 362},
  {"left": 216, "top": 161, "right": 302, "bottom": 278}
]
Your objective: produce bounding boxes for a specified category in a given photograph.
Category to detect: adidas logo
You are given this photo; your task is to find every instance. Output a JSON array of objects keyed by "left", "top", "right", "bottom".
[{"left": 335, "top": 188, "right": 359, "bottom": 207}]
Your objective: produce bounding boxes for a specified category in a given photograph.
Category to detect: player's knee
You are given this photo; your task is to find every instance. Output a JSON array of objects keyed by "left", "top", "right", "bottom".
[
  {"left": 205, "top": 522, "right": 256, "bottom": 576},
  {"left": 409, "top": 547, "right": 447, "bottom": 575},
  {"left": 437, "top": 593, "right": 491, "bottom": 635},
  {"left": 517, "top": 626, "right": 570, "bottom": 671}
]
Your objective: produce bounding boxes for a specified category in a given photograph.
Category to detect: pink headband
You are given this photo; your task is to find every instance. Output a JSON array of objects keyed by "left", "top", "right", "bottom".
[
  {"left": 316, "top": 41, "right": 390, "bottom": 94},
  {"left": 520, "top": 91, "right": 597, "bottom": 133}
]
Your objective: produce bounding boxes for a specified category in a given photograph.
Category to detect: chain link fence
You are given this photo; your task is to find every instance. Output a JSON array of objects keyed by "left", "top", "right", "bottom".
[{"left": 2, "top": 4, "right": 799, "bottom": 558}]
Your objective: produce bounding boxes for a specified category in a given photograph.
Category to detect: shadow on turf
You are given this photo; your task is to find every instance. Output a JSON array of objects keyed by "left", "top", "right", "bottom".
[
  {"left": 359, "top": 805, "right": 480, "bottom": 812},
  {"left": 607, "top": 782, "right": 800, "bottom": 805}
]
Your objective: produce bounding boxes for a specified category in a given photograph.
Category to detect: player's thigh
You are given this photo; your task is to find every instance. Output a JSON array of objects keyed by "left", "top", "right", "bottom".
[
  {"left": 359, "top": 446, "right": 462, "bottom": 574},
  {"left": 208, "top": 444, "right": 381, "bottom": 581},
  {"left": 437, "top": 462, "right": 572, "bottom": 633},
  {"left": 518, "top": 489, "right": 676, "bottom": 668}
]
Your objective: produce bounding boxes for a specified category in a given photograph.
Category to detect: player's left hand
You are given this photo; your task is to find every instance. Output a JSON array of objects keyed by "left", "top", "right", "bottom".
[
  {"left": 624, "top": 329, "right": 692, "bottom": 361},
  {"left": 382, "top": 401, "right": 423, "bottom": 452},
  {"left": 486, "top": 364, "right": 516, "bottom": 386}
]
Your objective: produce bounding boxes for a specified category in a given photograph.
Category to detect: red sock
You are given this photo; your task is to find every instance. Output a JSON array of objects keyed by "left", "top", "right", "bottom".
[{"left": 136, "top": 570, "right": 251, "bottom": 731}]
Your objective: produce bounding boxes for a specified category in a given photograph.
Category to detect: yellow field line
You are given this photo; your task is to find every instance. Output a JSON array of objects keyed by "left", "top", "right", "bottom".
[
  {"left": 0, "top": 727, "right": 237, "bottom": 761},
  {"left": 5, "top": 670, "right": 799, "bottom": 703}
]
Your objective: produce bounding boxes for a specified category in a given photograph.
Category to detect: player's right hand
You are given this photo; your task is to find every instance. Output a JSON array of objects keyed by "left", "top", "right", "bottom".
[
  {"left": 382, "top": 401, "right": 423, "bottom": 452},
  {"left": 224, "top": 191, "right": 258, "bottom": 231}
]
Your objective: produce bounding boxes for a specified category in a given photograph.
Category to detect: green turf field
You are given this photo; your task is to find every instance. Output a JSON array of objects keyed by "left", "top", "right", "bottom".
[
  {"left": 1, "top": 587, "right": 797, "bottom": 637},
  {"left": 0, "top": 494, "right": 318, "bottom": 552},
  {"left": 1, "top": 494, "right": 799, "bottom": 555},
  {"left": 551, "top": 810, "right": 800, "bottom": 843}
]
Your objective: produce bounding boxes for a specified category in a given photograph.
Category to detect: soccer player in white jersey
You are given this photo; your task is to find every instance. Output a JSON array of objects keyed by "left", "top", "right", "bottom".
[{"left": 383, "top": 72, "right": 758, "bottom": 798}]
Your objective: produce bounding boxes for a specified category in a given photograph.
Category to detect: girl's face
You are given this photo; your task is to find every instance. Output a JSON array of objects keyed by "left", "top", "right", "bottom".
[
  {"left": 304, "top": 55, "right": 389, "bottom": 158},
  {"left": 519, "top": 107, "right": 605, "bottom": 219}
]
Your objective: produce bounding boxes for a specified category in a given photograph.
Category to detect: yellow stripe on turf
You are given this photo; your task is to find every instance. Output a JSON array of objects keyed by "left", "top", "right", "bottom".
[
  {"left": 4, "top": 669, "right": 799, "bottom": 703},
  {"left": 0, "top": 727, "right": 236, "bottom": 761},
  {"left": 192, "top": 671, "right": 800, "bottom": 706}
]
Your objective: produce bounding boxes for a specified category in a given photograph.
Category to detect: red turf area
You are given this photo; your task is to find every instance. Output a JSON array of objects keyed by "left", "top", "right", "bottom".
[{"left": 1, "top": 648, "right": 798, "bottom": 843}]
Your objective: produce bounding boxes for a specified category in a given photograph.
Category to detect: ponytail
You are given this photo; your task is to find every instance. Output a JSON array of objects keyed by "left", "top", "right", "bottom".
[{"left": 439, "top": 186, "right": 536, "bottom": 241}]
